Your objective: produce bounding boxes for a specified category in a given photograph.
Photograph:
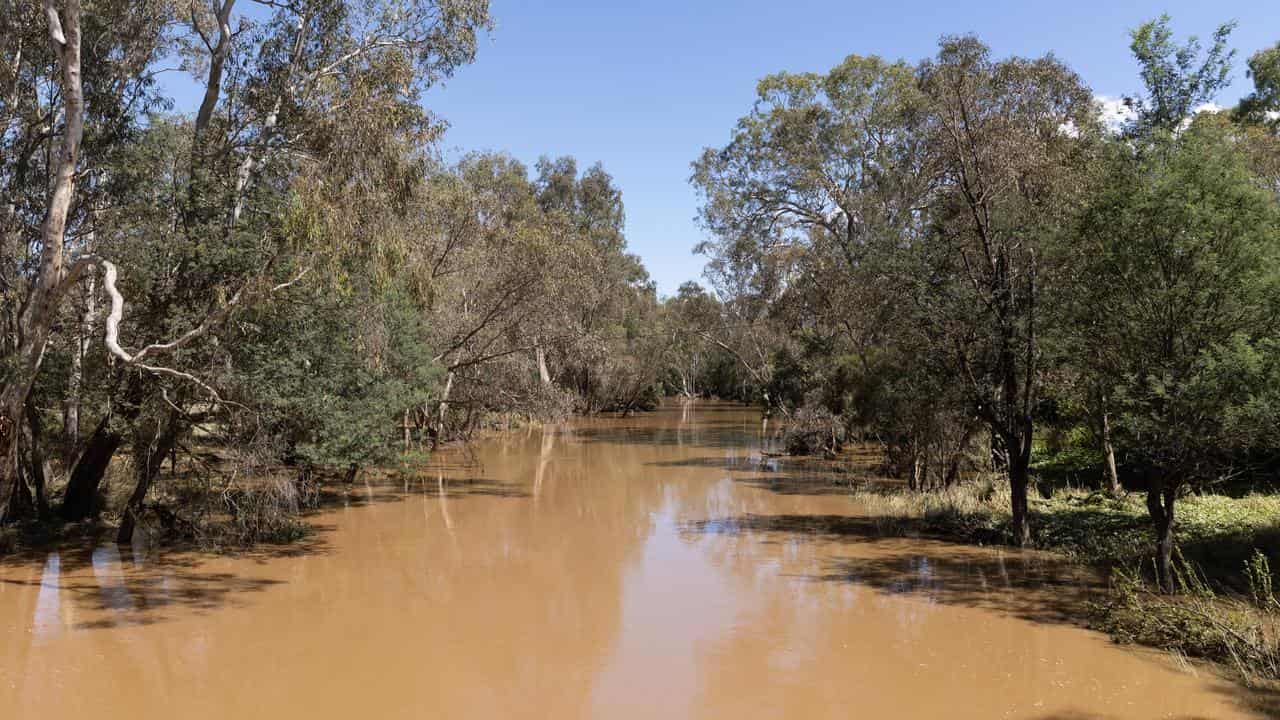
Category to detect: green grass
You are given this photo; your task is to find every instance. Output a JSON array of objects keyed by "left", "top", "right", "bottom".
[
  {"left": 853, "top": 480, "right": 1280, "bottom": 572},
  {"left": 849, "top": 478, "right": 1280, "bottom": 683}
]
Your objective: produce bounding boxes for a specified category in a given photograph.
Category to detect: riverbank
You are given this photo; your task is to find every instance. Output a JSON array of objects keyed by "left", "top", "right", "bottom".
[
  {"left": 847, "top": 477, "right": 1280, "bottom": 686},
  {"left": 1, "top": 403, "right": 1263, "bottom": 719}
]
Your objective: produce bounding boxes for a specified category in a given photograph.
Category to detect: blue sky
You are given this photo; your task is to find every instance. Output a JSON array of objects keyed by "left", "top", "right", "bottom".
[
  {"left": 420, "top": 1, "right": 1279, "bottom": 295},
  {"left": 160, "top": 1, "right": 1280, "bottom": 295}
]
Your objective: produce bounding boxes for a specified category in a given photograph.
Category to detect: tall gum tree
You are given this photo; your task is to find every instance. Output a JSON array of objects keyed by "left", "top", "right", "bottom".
[
  {"left": 0, "top": 0, "right": 84, "bottom": 522},
  {"left": 691, "top": 55, "right": 932, "bottom": 416}
]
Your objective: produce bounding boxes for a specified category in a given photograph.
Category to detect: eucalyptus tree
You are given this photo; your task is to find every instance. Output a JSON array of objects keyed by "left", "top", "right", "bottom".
[
  {"left": 663, "top": 282, "right": 718, "bottom": 398},
  {"left": 692, "top": 55, "right": 932, "bottom": 415},
  {"left": 694, "top": 40, "right": 1098, "bottom": 544},
  {"left": 0, "top": 0, "right": 491, "bottom": 530},
  {"left": 408, "top": 153, "right": 576, "bottom": 434},
  {"left": 0, "top": 0, "right": 93, "bottom": 522},
  {"left": 1235, "top": 42, "right": 1280, "bottom": 130},
  {"left": 529, "top": 156, "right": 660, "bottom": 412},
  {"left": 1231, "top": 43, "right": 1280, "bottom": 201}
]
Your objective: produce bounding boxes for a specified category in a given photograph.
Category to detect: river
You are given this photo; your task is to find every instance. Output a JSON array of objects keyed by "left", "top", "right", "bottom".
[{"left": 0, "top": 401, "right": 1259, "bottom": 718}]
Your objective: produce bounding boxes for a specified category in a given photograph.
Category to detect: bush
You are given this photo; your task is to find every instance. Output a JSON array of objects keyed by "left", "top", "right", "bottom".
[
  {"left": 1093, "top": 552, "right": 1280, "bottom": 685},
  {"left": 784, "top": 404, "right": 845, "bottom": 456}
]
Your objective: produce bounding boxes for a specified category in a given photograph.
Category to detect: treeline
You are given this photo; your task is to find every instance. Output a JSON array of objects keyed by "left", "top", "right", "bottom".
[
  {"left": 686, "top": 17, "right": 1280, "bottom": 589},
  {"left": 0, "top": 0, "right": 683, "bottom": 544}
]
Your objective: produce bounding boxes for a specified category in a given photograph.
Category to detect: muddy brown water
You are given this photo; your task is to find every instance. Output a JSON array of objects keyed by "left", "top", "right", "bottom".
[{"left": 0, "top": 402, "right": 1263, "bottom": 718}]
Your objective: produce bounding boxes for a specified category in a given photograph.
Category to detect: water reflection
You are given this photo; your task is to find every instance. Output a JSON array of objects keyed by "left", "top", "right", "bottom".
[
  {"left": 0, "top": 401, "right": 1262, "bottom": 720},
  {"left": 32, "top": 554, "right": 62, "bottom": 643}
]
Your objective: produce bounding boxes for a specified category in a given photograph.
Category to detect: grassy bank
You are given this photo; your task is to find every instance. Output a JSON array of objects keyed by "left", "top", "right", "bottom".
[{"left": 849, "top": 478, "right": 1280, "bottom": 684}]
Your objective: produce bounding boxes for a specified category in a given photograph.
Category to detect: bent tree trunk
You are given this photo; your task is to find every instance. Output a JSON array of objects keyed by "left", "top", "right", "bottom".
[
  {"left": 1145, "top": 479, "right": 1178, "bottom": 592},
  {"left": 60, "top": 374, "right": 144, "bottom": 521},
  {"left": 60, "top": 414, "right": 124, "bottom": 520}
]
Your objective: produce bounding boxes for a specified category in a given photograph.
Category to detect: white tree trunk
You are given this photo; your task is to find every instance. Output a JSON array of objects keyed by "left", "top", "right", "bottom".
[
  {"left": 535, "top": 344, "right": 551, "bottom": 386},
  {"left": 1, "top": 0, "right": 84, "bottom": 520},
  {"left": 63, "top": 269, "right": 95, "bottom": 464}
]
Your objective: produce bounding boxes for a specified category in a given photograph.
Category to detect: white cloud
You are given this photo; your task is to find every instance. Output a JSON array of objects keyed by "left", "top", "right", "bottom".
[
  {"left": 1095, "top": 95, "right": 1135, "bottom": 133},
  {"left": 1093, "top": 97, "right": 1230, "bottom": 134}
]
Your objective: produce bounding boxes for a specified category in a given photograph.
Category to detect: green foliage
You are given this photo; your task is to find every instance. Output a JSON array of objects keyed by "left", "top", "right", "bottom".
[
  {"left": 1235, "top": 42, "right": 1280, "bottom": 130},
  {"left": 1125, "top": 14, "right": 1237, "bottom": 134},
  {"left": 1245, "top": 550, "right": 1280, "bottom": 611},
  {"left": 1076, "top": 119, "right": 1280, "bottom": 480},
  {"left": 233, "top": 278, "right": 440, "bottom": 469}
]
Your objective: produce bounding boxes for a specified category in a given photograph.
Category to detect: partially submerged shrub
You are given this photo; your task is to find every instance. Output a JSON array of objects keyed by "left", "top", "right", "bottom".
[
  {"left": 1093, "top": 553, "right": 1280, "bottom": 684},
  {"left": 216, "top": 475, "right": 315, "bottom": 547},
  {"left": 784, "top": 405, "right": 845, "bottom": 456}
]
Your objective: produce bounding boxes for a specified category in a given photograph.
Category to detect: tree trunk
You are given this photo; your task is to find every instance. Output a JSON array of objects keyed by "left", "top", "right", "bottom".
[
  {"left": 117, "top": 413, "right": 181, "bottom": 544},
  {"left": 1145, "top": 480, "right": 1177, "bottom": 592},
  {"left": 908, "top": 439, "right": 921, "bottom": 492},
  {"left": 535, "top": 344, "right": 551, "bottom": 386},
  {"left": 60, "top": 413, "right": 124, "bottom": 521},
  {"left": 64, "top": 269, "right": 95, "bottom": 466},
  {"left": 0, "top": 421, "right": 17, "bottom": 523},
  {"left": 1008, "top": 451, "right": 1032, "bottom": 548},
  {"left": 433, "top": 372, "right": 454, "bottom": 449},
  {"left": 1100, "top": 408, "right": 1120, "bottom": 495},
  {"left": 25, "top": 404, "right": 51, "bottom": 520},
  {"left": 5, "top": 458, "right": 35, "bottom": 523},
  {"left": 0, "top": 0, "right": 84, "bottom": 523}
]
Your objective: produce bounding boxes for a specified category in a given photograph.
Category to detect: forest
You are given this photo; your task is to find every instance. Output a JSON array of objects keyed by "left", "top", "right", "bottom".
[{"left": 3, "top": 0, "right": 1280, "bottom": 686}]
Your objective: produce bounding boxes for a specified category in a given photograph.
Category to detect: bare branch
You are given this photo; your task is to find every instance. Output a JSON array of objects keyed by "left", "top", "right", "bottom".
[{"left": 59, "top": 254, "right": 309, "bottom": 401}]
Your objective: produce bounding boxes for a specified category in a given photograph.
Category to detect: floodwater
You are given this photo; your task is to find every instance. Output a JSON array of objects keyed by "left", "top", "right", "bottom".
[{"left": 0, "top": 402, "right": 1263, "bottom": 719}]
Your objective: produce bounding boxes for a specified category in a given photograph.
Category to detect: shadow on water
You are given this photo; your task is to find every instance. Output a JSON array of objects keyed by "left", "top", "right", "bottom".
[
  {"left": 330, "top": 476, "right": 529, "bottom": 508},
  {"left": 648, "top": 454, "right": 883, "bottom": 496},
  {"left": 0, "top": 470, "right": 525, "bottom": 630},
  {"left": 733, "top": 475, "right": 867, "bottom": 496},
  {"left": 682, "top": 513, "right": 1098, "bottom": 628},
  {"left": 683, "top": 511, "right": 1280, "bottom": 719},
  {"left": 0, "top": 544, "right": 303, "bottom": 630}
]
